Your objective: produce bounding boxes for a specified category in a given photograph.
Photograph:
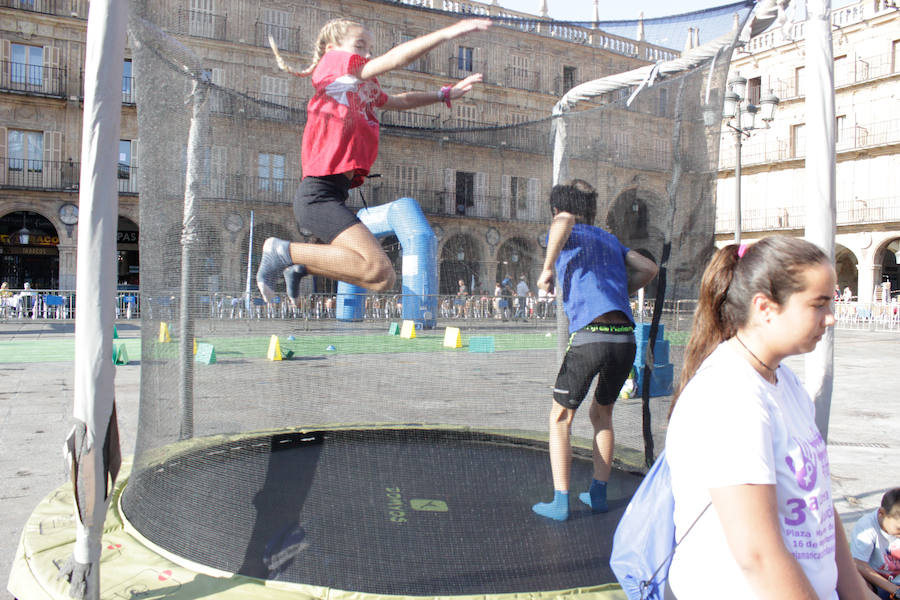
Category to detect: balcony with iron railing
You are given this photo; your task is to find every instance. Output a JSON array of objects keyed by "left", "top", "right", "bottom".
[
  {"left": 503, "top": 66, "right": 541, "bottom": 93},
  {"left": 0, "top": 0, "right": 86, "bottom": 18},
  {"left": 0, "top": 61, "right": 66, "bottom": 98},
  {"left": 770, "top": 51, "right": 898, "bottom": 101},
  {"left": 0, "top": 158, "right": 138, "bottom": 194},
  {"left": 239, "top": 92, "right": 308, "bottom": 122},
  {"left": 715, "top": 196, "right": 900, "bottom": 234},
  {"left": 719, "top": 118, "right": 900, "bottom": 169},
  {"left": 254, "top": 22, "right": 302, "bottom": 54},
  {"left": 175, "top": 9, "right": 227, "bottom": 41},
  {"left": 447, "top": 57, "right": 487, "bottom": 82}
]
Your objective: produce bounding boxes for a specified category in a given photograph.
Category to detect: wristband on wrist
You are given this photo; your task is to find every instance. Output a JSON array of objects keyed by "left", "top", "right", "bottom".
[{"left": 439, "top": 85, "right": 452, "bottom": 108}]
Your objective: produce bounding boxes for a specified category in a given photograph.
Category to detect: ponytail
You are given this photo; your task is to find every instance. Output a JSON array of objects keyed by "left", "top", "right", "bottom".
[{"left": 672, "top": 244, "right": 740, "bottom": 403}]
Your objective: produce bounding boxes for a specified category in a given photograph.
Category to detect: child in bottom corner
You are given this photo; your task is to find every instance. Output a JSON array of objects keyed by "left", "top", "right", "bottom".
[{"left": 852, "top": 488, "right": 900, "bottom": 599}]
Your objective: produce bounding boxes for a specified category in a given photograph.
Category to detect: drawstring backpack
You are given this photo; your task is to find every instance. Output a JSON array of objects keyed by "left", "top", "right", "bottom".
[{"left": 610, "top": 448, "right": 710, "bottom": 600}]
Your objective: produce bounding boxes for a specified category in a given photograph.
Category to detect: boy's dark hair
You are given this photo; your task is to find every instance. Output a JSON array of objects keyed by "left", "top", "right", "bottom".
[
  {"left": 881, "top": 487, "right": 900, "bottom": 514},
  {"left": 550, "top": 178, "right": 597, "bottom": 225}
]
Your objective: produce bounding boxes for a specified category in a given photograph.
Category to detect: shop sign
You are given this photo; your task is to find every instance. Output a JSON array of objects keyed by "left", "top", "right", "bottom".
[{"left": 0, "top": 233, "right": 60, "bottom": 246}]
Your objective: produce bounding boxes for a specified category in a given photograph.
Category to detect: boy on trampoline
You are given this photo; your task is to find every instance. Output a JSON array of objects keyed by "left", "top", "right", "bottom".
[
  {"left": 256, "top": 17, "right": 491, "bottom": 303},
  {"left": 532, "top": 179, "right": 658, "bottom": 521}
]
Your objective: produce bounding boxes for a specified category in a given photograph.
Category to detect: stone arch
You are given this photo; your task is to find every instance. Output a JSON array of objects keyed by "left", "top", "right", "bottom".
[
  {"left": 607, "top": 187, "right": 665, "bottom": 299},
  {"left": 439, "top": 232, "right": 482, "bottom": 295},
  {"left": 873, "top": 236, "right": 900, "bottom": 302},
  {"left": 0, "top": 208, "right": 60, "bottom": 289},
  {"left": 834, "top": 243, "right": 859, "bottom": 297},
  {"left": 495, "top": 236, "right": 537, "bottom": 287}
]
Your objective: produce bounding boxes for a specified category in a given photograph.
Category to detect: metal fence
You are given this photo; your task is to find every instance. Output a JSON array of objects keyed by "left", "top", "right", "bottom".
[{"left": 2, "top": 291, "right": 898, "bottom": 333}]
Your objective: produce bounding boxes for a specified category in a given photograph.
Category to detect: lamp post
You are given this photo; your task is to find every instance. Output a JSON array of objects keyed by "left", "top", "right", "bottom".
[
  {"left": 722, "top": 71, "right": 779, "bottom": 245},
  {"left": 16, "top": 211, "right": 30, "bottom": 245}
]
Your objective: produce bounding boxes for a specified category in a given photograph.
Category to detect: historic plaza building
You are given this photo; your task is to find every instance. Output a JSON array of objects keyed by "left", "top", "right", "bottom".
[
  {"left": 0, "top": 0, "right": 680, "bottom": 297},
  {"left": 716, "top": 0, "right": 900, "bottom": 304},
  {"left": 3, "top": 0, "right": 896, "bottom": 304}
]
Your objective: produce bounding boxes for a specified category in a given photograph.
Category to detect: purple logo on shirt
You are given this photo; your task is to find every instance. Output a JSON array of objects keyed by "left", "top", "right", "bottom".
[{"left": 785, "top": 438, "right": 817, "bottom": 492}]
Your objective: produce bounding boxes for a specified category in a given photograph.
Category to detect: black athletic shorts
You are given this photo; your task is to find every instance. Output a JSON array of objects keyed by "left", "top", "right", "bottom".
[
  {"left": 293, "top": 174, "right": 361, "bottom": 243},
  {"left": 552, "top": 324, "right": 636, "bottom": 409}
]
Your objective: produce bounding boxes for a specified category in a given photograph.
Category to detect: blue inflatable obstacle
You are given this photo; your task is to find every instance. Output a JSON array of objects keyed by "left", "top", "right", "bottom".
[
  {"left": 633, "top": 323, "right": 674, "bottom": 397},
  {"left": 336, "top": 197, "right": 438, "bottom": 328}
]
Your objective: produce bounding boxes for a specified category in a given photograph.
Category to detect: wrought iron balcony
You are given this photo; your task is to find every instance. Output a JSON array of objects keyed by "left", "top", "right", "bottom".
[
  {"left": 0, "top": 60, "right": 66, "bottom": 98},
  {"left": 0, "top": 158, "right": 138, "bottom": 194}
]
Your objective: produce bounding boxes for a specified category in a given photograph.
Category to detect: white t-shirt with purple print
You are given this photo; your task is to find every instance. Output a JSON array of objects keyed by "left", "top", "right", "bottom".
[{"left": 666, "top": 342, "right": 838, "bottom": 600}]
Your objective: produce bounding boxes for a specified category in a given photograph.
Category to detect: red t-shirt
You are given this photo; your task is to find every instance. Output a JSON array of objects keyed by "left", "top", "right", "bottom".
[{"left": 301, "top": 51, "right": 388, "bottom": 188}]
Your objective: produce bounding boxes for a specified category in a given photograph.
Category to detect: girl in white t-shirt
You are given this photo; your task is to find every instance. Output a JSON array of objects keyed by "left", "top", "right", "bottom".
[{"left": 666, "top": 236, "right": 875, "bottom": 600}]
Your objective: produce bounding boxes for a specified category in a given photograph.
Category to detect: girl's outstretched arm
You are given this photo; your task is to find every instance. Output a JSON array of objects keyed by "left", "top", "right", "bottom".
[
  {"left": 381, "top": 73, "right": 483, "bottom": 110},
  {"left": 359, "top": 19, "right": 491, "bottom": 81}
]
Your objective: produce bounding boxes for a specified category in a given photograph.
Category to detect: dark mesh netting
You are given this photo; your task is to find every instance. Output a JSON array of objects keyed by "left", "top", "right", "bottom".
[{"left": 121, "top": 0, "right": 749, "bottom": 595}]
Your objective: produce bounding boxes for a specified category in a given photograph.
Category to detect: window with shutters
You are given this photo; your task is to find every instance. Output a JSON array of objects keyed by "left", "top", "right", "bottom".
[
  {"left": 457, "top": 46, "right": 473, "bottom": 72},
  {"left": 263, "top": 8, "right": 290, "bottom": 50},
  {"left": 10, "top": 44, "right": 42, "bottom": 88},
  {"left": 395, "top": 165, "right": 419, "bottom": 199},
  {"left": 790, "top": 123, "right": 806, "bottom": 158},
  {"left": 119, "top": 140, "right": 139, "bottom": 193},
  {"left": 455, "top": 171, "right": 475, "bottom": 215},
  {"left": 189, "top": 0, "right": 216, "bottom": 38},
  {"left": 122, "top": 59, "right": 134, "bottom": 104},
  {"left": 258, "top": 153, "right": 285, "bottom": 195},
  {"left": 8, "top": 129, "right": 42, "bottom": 186}
]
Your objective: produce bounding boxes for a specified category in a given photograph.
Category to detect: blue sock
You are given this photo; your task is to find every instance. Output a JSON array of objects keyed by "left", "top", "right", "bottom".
[
  {"left": 532, "top": 490, "right": 569, "bottom": 521},
  {"left": 579, "top": 479, "right": 608, "bottom": 513}
]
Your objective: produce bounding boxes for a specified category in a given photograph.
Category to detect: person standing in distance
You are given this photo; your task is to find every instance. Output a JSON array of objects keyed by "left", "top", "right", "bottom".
[
  {"left": 256, "top": 17, "right": 491, "bottom": 303},
  {"left": 532, "top": 179, "right": 658, "bottom": 521}
]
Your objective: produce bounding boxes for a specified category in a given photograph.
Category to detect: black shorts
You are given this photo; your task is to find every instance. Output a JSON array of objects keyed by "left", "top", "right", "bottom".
[
  {"left": 293, "top": 174, "right": 361, "bottom": 243},
  {"left": 552, "top": 325, "right": 636, "bottom": 409}
]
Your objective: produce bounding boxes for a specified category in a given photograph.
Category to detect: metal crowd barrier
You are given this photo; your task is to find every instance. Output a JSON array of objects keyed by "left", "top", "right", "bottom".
[{"left": 2, "top": 290, "right": 897, "bottom": 332}]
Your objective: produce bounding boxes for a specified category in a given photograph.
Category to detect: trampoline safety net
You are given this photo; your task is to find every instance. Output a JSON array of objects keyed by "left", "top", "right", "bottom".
[{"left": 121, "top": 0, "right": 751, "bottom": 596}]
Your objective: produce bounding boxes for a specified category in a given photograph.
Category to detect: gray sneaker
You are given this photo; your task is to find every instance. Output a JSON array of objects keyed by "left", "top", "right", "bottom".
[
  {"left": 256, "top": 237, "right": 293, "bottom": 302},
  {"left": 283, "top": 264, "right": 307, "bottom": 305}
]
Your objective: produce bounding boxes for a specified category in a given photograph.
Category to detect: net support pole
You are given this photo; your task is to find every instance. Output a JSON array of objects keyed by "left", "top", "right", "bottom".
[
  {"left": 550, "top": 116, "right": 570, "bottom": 362},
  {"left": 179, "top": 75, "right": 210, "bottom": 440},
  {"left": 63, "top": 0, "right": 127, "bottom": 597},
  {"left": 803, "top": 0, "right": 836, "bottom": 441}
]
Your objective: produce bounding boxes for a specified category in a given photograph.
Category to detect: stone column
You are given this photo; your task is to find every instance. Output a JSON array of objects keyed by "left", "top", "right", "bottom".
[{"left": 58, "top": 241, "right": 77, "bottom": 290}]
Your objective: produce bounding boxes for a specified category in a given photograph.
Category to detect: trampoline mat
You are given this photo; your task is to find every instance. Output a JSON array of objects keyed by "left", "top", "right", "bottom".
[{"left": 122, "top": 428, "right": 642, "bottom": 596}]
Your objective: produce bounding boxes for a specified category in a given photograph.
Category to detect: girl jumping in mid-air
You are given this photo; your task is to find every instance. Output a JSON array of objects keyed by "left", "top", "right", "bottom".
[
  {"left": 665, "top": 236, "right": 875, "bottom": 599},
  {"left": 256, "top": 17, "right": 491, "bottom": 304}
]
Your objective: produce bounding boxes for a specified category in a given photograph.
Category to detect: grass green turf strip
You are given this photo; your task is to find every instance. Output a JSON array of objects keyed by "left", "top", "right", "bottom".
[{"left": 0, "top": 330, "right": 689, "bottom": 363}]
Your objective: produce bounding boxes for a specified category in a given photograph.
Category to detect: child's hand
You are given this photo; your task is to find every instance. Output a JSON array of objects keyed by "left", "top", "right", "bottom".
[
  {"left": 450, "top": 73, "right": 483, "bottom": 99},
  {"left": 448, "top": 18, "right": 492, "bottom": 38},
  {"left": 537, "top": 268, "right": 555, "bottom": 294}
]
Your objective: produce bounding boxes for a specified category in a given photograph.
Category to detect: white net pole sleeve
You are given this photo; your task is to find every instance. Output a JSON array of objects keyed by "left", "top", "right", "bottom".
[{"left": 803, "top": 0, "right": 836, "bottom": 441}]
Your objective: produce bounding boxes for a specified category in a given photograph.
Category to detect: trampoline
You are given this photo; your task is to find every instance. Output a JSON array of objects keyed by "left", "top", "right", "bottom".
[{"left": 121, "top": 426, "right": 643, "bottom": 597}]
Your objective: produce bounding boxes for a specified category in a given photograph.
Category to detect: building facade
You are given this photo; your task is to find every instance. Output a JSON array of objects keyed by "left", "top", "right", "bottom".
[
  {"left": 0, "top": 0, "right": 690, "bottom": 298},
  {"left": 716, "top": 0, "right": 900, "bottom": 304}
]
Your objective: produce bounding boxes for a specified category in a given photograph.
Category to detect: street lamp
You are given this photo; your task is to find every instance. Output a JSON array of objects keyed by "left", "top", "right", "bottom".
[
  {"left": 723, "top": 71, "right": 779, "bottom": 245},
  {"left": 16, "top": 212, "right": 30, "bottom": 245}
]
